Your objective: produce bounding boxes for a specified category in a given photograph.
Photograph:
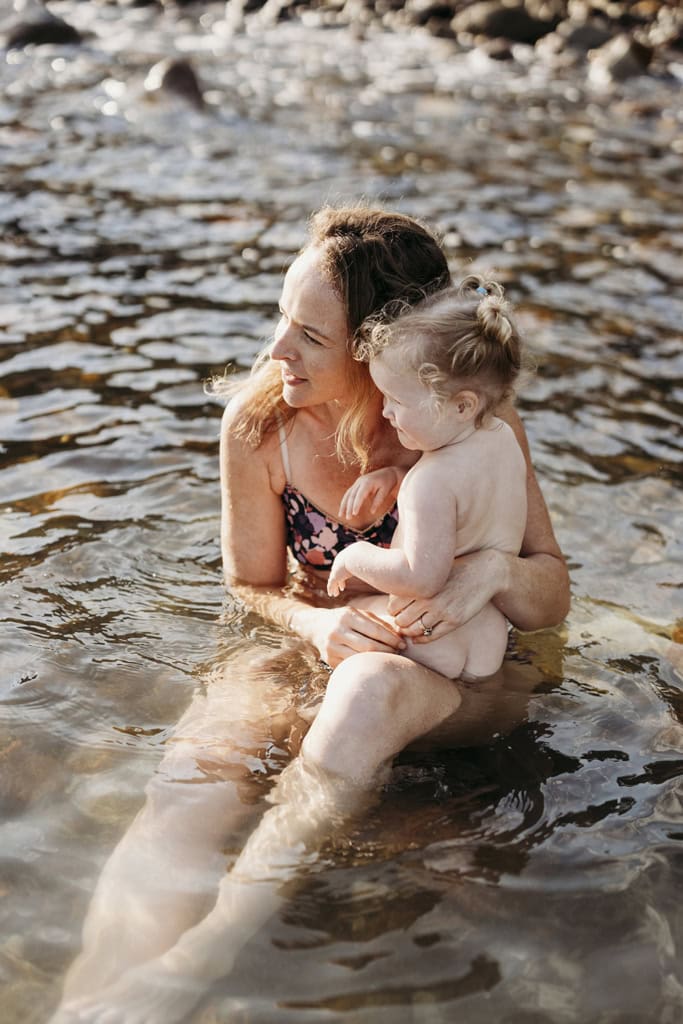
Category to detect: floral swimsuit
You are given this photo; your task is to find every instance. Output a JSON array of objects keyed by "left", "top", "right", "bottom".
[{"left": 277, "top": 418, "right": 398, "bottom": 570}]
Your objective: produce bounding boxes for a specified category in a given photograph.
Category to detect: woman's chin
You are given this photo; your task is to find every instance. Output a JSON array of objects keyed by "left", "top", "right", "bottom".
[{"left": 282, "top": 382, "right": 309, "bottom": 405}]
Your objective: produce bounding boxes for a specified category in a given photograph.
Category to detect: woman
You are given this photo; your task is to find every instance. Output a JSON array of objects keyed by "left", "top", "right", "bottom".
[{"left": 53, "top": 205, "right": 569, "bottom": 1024}]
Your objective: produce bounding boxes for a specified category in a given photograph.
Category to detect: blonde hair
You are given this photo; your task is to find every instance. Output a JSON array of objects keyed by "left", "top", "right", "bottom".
[
  {"left": 358, "top": 274, "right": 528, "bottom": 427},
  {"left": 208, "top": 203, "right": 450, "bottom": 471}
]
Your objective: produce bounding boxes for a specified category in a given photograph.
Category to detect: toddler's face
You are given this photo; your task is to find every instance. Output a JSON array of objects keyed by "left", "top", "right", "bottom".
[{"left": 370, "top": 351, "right": 457, "bottom": 452}]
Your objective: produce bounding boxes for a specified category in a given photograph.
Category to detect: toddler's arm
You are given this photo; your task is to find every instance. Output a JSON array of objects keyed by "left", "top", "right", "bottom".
[
  {"left": 339, "top": 466, "right": 404, "bottom": 523},
  {"left": 327, "top": 541, "right": 409, "bottom": 597},
  {"left": 328, "top": 461, "right": 457, "bottom": 599}
]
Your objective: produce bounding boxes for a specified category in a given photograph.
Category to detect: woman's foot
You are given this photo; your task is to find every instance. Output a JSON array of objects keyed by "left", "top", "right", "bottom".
[{"left": 50, "top": 956, "right": 208, "bottom": 1024}]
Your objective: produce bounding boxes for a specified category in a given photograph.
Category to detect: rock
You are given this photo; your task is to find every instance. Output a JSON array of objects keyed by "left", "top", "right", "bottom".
[
  {"left": 556, "top": 19, "right": 615, "bottom": 54},
  {"left": 480, "top": 36, "right": 516, "bottom": 60},
  {"left": 404, "top": 0, "right": 457, "bottom": 28},
  {"left": 535, "top": 16, "right": 616, "bottom": 65},
  {"left": 5, "top": 14, "right": 82, "bottom": 50},
  {"left": 588, "top": 32, "right": 654, "bottom": 85},
  {"left": 396, "top": 0, "right": 456, "bottom": 37},
  {"left": 144, "top": 58, "right": 205, "bottom": 110},
  {"left": 0, "top": 734, "right": 67, "bottom": 814},
  {"left": 451, "top": 0, "right": 559, "bottom": 45}
]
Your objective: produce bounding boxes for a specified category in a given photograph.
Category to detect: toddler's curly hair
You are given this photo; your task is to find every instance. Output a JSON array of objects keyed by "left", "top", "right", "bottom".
[{"left": 357, "top": 274, "right": 530, "bottom": 426}]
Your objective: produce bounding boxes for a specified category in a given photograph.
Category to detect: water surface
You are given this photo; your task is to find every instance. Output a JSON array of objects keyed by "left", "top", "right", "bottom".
[{"left": 1, "top": 4, "right": 682, "bottom": 1022}]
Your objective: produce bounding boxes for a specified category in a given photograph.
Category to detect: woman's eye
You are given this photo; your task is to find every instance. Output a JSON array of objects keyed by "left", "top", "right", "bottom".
[{"left": 304, "top": 331, "right": 321, "bottom": 345}]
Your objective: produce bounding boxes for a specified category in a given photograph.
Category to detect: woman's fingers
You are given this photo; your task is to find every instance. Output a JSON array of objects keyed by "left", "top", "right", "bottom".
[
  {"left": 336, "top": 608, "right": 405, "bottom": 654},
  {"left": 352, "top": 609, "right": 404, "bottom": 647},
  {"left": 401, "top": 618, "right": 450, "bottom": 643},
  {"left": 386, "top": 599, "right": 454, "bottom": 642},
  {"left": 388, "top": 597, "right": 426, "bottom": 628},
  {"left": 317, "top": 604, "right": 406, "bottom": 667}
]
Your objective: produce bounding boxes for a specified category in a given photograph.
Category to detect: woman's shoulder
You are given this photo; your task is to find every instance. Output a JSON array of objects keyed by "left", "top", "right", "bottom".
[
  {"left": 220, "top": 393, "right": 283, "bottom": 471},
  {"left": 221, "top": 416, "right": 287, "bottom": 506},
  {"left": 220, "top": 387, "right": 256, "bottom": 429}
]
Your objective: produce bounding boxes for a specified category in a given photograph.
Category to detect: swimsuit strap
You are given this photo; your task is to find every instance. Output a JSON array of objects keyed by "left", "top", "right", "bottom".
[{"left": 276, "top": 413, "right": 292, "bottom": 483}]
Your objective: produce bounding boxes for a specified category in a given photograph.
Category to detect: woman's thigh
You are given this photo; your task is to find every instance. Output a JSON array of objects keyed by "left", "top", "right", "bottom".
[
  {"left": 301, "top": 651, "right": 464, "bottom": 781},
  {"left": 304, "top": 646, "right": 537, "bottom": 767},
  {"left": 159, "top": 641, "right": 326, "bottom": 786}
]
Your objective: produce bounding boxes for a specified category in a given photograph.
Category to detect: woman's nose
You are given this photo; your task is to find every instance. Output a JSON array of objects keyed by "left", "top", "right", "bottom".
[{"left": 271, "top": 320, "right": 295, "bottom": 360}]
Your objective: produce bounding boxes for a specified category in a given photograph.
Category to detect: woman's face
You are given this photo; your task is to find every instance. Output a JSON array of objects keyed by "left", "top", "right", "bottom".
[{"left": 270, "top": 247, "right": 353, "bottom": 410}]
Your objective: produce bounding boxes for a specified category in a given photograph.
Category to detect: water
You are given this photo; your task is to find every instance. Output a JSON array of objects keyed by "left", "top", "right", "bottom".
[{"left": 1, "top": 2, "right": 682, "bottom": 1021}]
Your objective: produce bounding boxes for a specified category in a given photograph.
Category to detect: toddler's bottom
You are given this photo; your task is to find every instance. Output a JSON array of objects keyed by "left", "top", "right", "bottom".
[{"left": 354, "top": 594, "right": 509, "bottom": 680}]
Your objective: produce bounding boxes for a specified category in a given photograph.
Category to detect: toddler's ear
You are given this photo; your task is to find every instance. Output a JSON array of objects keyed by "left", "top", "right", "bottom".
[{"left": 454, "top": 390, "right": 479, "bottom": 418}]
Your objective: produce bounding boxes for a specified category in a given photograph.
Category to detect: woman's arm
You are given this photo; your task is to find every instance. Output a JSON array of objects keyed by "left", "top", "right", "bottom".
[
  {"left": 220, "top": 404, "right": 405, "bottom": 665},
  {"left": 390, "top": 405, "right": 569, "bottom": 636},
  {"left": 220, "top": 404, "right": 289, "bottom": 588},
  {"left": 493, "top": 404, "right": 570, "bottom": 629}
]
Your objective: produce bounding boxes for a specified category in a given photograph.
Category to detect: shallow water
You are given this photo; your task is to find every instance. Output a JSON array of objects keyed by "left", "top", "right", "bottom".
[{"left": 1, "top": 2, "right": 682, "bottom": 1022}]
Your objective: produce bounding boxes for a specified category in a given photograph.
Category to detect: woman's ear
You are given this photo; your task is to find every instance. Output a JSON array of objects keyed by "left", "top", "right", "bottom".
[{"left": 454, "top": 389, "right": 480, "bottom": 419}]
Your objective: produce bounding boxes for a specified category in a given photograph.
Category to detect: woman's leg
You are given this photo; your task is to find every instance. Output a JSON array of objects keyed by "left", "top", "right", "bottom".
[
  {"left": 58, "top": 646, "right": 308, "bottom": 1004},
  {"left": 53, "top": 653, "right": 467, "bottom": 1024},
  {"left": 302, "top": 650, "right": 465, "bottom": 781}
]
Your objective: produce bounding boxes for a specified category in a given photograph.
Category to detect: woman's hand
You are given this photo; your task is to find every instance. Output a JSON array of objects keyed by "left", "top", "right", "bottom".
[
  {"left": 388, "top": 549, "right": 506, "bottom": 642},
  {"left": 291, "top": 603, "right": 406, "bottom": 667}
]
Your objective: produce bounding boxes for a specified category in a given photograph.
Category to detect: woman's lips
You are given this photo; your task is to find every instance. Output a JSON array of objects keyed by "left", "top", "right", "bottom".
[{"left": 282, "top": 368, "right": 306, "bottom": 385}]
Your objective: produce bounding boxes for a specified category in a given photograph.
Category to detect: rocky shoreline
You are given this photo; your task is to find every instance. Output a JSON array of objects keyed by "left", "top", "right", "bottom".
[{"left": 3, "top": 1, "right": 682, "bottom": 91}]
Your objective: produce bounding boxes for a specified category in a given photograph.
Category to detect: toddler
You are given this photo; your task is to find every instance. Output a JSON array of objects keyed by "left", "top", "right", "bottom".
[{"left": 327, "top": 276, "right": 529, "bottom": 680}]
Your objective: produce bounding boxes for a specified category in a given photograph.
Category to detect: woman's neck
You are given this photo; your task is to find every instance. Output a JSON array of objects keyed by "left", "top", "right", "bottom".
[{"left": 301, "top": 400, "right": 347, "bottom": 435}]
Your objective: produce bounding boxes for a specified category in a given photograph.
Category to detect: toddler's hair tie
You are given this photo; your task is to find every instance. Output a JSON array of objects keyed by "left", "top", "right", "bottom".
[{"left": 475, "top": 286, "right": 488, "bottom": 296}]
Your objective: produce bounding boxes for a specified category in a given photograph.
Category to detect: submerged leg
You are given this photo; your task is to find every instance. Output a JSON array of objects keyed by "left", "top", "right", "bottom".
[
  {"left": 53, "top": 647, "right": 306, "bottom": 1012},
  {"left": 53, "top": 653, "right": 464, "bottom": 1024}
]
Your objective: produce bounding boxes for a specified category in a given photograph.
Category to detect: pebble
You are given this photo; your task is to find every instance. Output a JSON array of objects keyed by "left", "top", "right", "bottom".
[
  {"left": 144, "top": 57, "right": 206, "bottom": 110},
  {"left": 3, "top": 8, "right": 82, "bottom": 50},
  {"left": 588, "top": 33, "right": 654, "bottom": 86}
]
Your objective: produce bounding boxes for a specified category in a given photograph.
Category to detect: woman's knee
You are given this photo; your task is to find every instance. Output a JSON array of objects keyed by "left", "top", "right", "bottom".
[
  {"left": 304, "top": 653, "right": 459, "bottom": 771},
  {"left": 321, "top": 653, "right": 413, "bottom": 729}
]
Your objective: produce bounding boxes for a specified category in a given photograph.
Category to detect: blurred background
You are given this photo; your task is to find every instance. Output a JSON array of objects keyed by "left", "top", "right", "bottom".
[{"left": 1, "top": 2, "right": 682, "bottom": 1022}]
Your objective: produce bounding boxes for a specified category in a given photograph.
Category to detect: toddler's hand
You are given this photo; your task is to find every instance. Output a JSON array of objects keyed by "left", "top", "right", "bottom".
[
  {"left": 327, "top": 558, "right": 351, "bottom": 597},
  {"left": 339, "top": 467, "right": 402, "bottom": 522}
]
